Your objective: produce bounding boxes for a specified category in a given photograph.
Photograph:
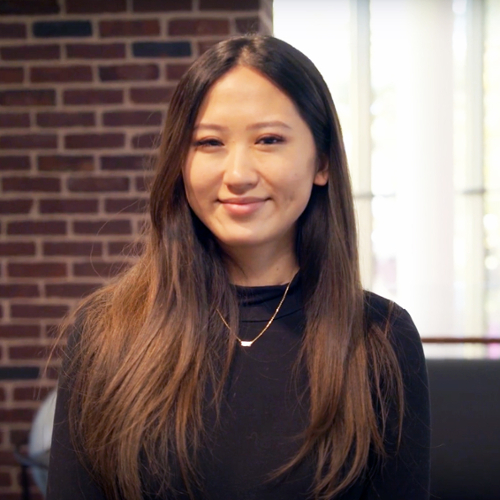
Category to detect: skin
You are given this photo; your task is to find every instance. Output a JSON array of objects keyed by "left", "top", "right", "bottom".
[{"left": 183, "top": 65, "right": 328, "bottom": 286}]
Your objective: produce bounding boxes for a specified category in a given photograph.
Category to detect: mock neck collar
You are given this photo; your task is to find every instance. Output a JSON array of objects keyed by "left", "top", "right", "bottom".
[{"left": 233, "top": 271, "right": 302, "bottom": 322}]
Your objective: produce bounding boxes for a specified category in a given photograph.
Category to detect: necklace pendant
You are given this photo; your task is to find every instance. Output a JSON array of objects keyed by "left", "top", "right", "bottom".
[{"left": 240, "top": 340, "right": 253, "bottom": 347}]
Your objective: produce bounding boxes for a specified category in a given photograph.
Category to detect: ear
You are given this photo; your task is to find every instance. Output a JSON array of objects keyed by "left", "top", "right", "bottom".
[{"left": 313, "top": 157, "right": 328, "bottom": 186}]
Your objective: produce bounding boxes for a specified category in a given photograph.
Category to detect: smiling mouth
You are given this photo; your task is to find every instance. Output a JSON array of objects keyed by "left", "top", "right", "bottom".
[
  {"left": 219, "top": 197, "right": 267, "bottom": 204},
  {"left": 219, "top": 198, "right": 267, "bottom": 215}
]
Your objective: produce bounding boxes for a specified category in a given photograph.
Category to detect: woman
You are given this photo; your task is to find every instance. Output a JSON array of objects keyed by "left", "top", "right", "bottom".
[{"left": 47, "top": 35, "right": 430, "bottom": 500}]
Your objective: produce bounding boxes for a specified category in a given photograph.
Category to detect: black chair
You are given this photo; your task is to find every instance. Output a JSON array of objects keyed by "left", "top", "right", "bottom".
[{"left": 427, "top": 359, "right": 500, "bottom": 500}]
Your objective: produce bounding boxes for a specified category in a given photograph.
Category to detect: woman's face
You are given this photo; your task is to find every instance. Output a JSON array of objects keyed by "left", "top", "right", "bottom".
[{"left": 183, "top": 65, "right": 328, "bottom": 255}]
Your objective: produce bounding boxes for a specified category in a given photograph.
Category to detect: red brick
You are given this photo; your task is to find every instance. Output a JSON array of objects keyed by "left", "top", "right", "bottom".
[
  {"left": 43, "top": 241, "right": 102, "bottom": 256},
  {"left": 46, "top": 283, "right": 101, "bottom": 298},
  {"left": 198, "top": 39, "right": 224, "bottom": 55},
  {"left": 235, "top": 16, "right": 260, "bottom": 34},
  {"left": 37, "top": 111, "right": 95, "bottom": 128},
  {"left": 9, "top": 428, "right": 30, "bottom": 447},
  {"left": 66, "top": 0, "right": 126, "bottom": 13},
  {"left": 64, "top": 89, "right": 123, "bottom": 106},
  {"left": 30, "top": 65, "right": 92, "bottom": 83},
  {"left": 13, "top": 385, "right": 53, "bottom": 402},
  {"left": 0, "top": 324, "right": 41, "bottom": 339},
  {"left": 169, "top": 18, "right": 229, "bottom": 36},
  {"left": 45, "top": 365, "right": 61, "bottom": 380},
  {"left": 103, "top": 110, "right": 162, "bottom": 127},
  {"left": 66, "top": 42, "right": 125, "bottom": 59},
  {"left": 132, "top": 132, "right": 160, "bottom": 149},
  {"left": 73, "top": 261, "right": 129, "bottom": 277},
  {"left": 130, "top": 86, "right": 174, "bottom": 104},
  {"left": 0, "top": 0, "right": 59, "bottom": 15},
  {"left": 108, "top": 240, "right": 143, "bottom": 256},
  {"left": 0, "top": 67, "right": 24, "bottom": 83},
  {"left": 2, "top": 176, "right": 60, "bottom": 192},
  {"left": 166, "top": 63, "right": 190, "bottom": 80},
  {"left": 101, "top": 155, "right": 150, "bottom": 171},
  {"left": 0, "top": 22, "right": 27, "bottom": 39},
  {"left": 0, "top": 387, "right": 5, "bottom": 402},
  {"left": 10, "top": 304, "right": 68, "bottom": 320},
  {"left": 0, "top": 89, "right": 55, "bottom": 107},
  {"left": 38, "top": 155, "right": 94, "bottom": 172},
  {"left": 73, "top": 219, "right": 132, "bottom": 235},
  {"left": 0, "top": 199, "right": 33, "bottom": 214},
  {"left": 67, "top": 176, "right": 129, "bottom": 192},
  {"left": 99, "top": 19, "right": 160, "bottom": 37},
  {"left": 0, "top": 242, "right": 36, "bottom": 256},
  {"left": 0, "top": 408, "right": 35, "bottom": 423},
  {"left": 8, "top": 345, "right": 47, "bottom": 360},
  {"left": 199, "top": 0, "right": 258, "bottom": 9},
  {"left": 0, "top": 44, "right": 60, "bottom": 60},
  {"left": 7, "top": 220, "right": 66, "bottom": 235},
  {"left": 0, "top": 284, "right": 39, "bottom": 298},
  {"left": 136, "top": 175, "right": 153, "bottom": 192},
  {"left": 0, "top": 156, "right": 30, "bottom": 170},
  {"left": 0, "top": 451, "right": 18, "bottom": 466},
  {"left": 0, "top": 112, "right": 30, "bottom": 128},
  {"left": 65, "top": 133, "right": 125, "bottom": 149},
  {"left": 39, "top": 198, "right": 99, "bottom": 213},
  {"left": 8, "top": 262, "right": 66, "bottom": 278},
  {"left": 0, "top": 471, "right": 10, "bottom": 488},
  {"left": 105, "top": 197, "right": 148, "bottom": 214},
  {"left": 0, "top": 134, "right": 57, "bottom": 150},
  {"left": 133, "top": 0, "right": 191, "bottom": 11},
  {"left": 99, "top": 64, "right": 159, "bottom": 82}
]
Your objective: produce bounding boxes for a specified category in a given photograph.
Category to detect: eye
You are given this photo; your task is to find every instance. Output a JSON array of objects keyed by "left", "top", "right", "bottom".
[
  {"left": 193, "top": 138, "right": 223, "bottom": 148},
  {"left": 257, "top": 135, "right": 285, "bottom": 145}
]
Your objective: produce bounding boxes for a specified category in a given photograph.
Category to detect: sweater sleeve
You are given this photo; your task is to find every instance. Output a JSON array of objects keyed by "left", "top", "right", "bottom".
[
  {"left": 46, "top": 324, "right": 107, "bottom": 500},
  {"left": 361, "top": 304, "right": 431, "bottom": 500}
]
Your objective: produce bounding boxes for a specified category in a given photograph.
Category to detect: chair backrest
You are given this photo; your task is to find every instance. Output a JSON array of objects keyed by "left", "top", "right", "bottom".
[{"left": 426, "top": 358, "right": 500, "bottom": 500}]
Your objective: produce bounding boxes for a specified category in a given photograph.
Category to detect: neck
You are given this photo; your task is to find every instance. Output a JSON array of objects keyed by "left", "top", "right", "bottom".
[{"left": 222, "top": 244, "right": 298, "bottom": 287}]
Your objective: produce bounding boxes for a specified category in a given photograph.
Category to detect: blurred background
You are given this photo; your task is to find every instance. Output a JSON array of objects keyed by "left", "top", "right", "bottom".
[
  {"left": 275, "top": 0, "right": 500, "bottom": 359},
  {"left": 0, "top": 0, "right": 498, "bottom": 498}
]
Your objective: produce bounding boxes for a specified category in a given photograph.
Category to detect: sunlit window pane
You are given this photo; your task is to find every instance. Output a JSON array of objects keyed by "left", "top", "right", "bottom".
[
  {"left": 484, "top": 0, "right": 500, "bottom": 356},
  {"left": 274, "top": 0, "right": 500, "bottom": 357}
]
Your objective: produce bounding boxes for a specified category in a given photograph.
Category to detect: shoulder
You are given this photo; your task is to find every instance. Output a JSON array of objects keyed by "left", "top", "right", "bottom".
[
  {"left": 363, "top": 290, "right": 406, "bottom": 327},
  {"left": 364, "top": 290, "right": 417, "bottom": 334},
  {"left": 363, "top": 291, "right": 425, "bottom": 368}
]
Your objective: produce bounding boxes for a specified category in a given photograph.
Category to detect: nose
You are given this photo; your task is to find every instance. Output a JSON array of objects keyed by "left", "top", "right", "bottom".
[{"left": 222, "top": 144, "right": 258, "bottom": 193}]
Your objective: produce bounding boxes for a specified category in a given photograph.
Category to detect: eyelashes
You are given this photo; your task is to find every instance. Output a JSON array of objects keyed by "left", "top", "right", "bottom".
[
  {"left": 193, "top": 138, "right": 222, "bottom": 148},
  {"left": 258, "top": 135, "right": 285, "bottom": 145},
  {"left": 192, "top": 135, "right": 286, "bottom": 148}
]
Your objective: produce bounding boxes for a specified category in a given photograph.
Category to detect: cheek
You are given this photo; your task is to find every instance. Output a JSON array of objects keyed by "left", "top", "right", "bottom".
[
  {"left": 279, "top": 159, "right": 317, "bottom": 199},
  {"left": 184, "top": 154, "right": 219, "bottom": 194}
]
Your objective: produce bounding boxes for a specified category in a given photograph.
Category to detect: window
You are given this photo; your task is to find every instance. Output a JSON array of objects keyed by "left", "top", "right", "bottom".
[{"left": 274, "top": 0, "right": 500, "bottom": 357}]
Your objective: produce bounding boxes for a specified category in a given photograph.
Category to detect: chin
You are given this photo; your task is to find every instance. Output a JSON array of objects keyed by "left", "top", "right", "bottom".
[
  {"left": 219, "top": 237, "right": 265, "bottom": 249},
  {"left": 215, "top": 233, "right": 269, "bottom": 250}
]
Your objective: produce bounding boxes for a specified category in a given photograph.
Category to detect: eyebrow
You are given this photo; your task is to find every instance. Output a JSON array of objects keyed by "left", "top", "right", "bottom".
[{"left": 193, "top": 121, "right": 292, "bottom": 132}]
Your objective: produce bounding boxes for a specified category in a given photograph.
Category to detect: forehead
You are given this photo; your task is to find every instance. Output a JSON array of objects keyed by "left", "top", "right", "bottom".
[{"left": 195, "top": 65, "right": 303, "bottom": 124}]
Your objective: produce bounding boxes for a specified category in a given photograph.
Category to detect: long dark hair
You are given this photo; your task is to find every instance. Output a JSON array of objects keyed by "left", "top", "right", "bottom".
[{"left": 62, "top": 35, "right": 403, "bottom": 500}]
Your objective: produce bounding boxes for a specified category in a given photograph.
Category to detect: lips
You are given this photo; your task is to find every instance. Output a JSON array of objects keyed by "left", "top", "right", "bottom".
[
  {"left": 219, "top": 197, "right": 267, "bottom": 215},
  {"left": 220, "top": 196, "right": 266, "bottom": 204}
]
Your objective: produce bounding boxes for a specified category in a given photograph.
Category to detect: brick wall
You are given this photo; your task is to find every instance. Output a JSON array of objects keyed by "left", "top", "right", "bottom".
[{"left": 0, "top": 0, "right": 272, "bottom": 497}]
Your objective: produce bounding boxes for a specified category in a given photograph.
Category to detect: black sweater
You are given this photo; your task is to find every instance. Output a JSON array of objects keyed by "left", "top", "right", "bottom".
[{"left": 47, "top": 275, "right": 430, "bottom": 499}]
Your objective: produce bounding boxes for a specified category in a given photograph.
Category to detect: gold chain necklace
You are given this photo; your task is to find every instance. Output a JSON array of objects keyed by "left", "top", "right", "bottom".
[{"left": 216, "top": 276, "right": 294, "bottom": 347}]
